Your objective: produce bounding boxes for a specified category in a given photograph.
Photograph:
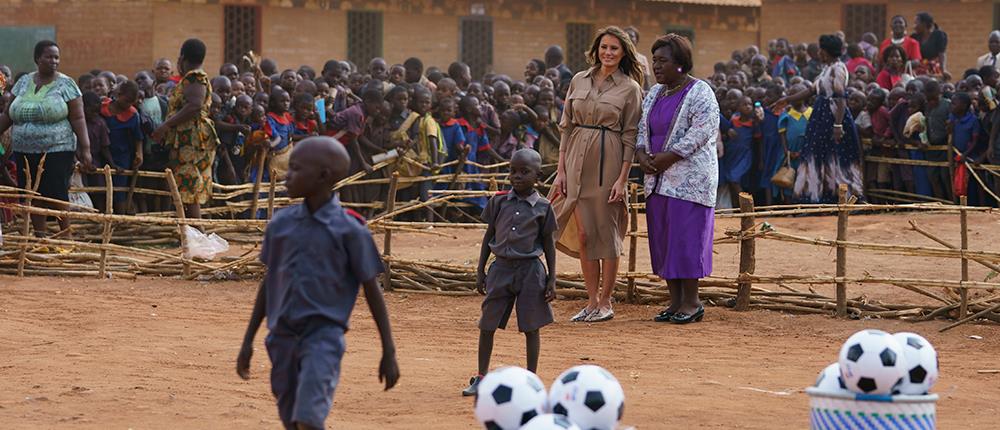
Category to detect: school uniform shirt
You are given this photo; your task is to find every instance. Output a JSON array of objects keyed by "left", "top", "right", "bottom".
[
  {"left": 482, "top": 190, "right": 557, "bottom": 260},
  {"left": 867, "top": 106, "right": 892, "bottom": 139},
  {"left": 328, "top": 104, "right": 365, "bottom": 141},
  {"left": 410, "top": 112, "right": 444, "bottom": 165},
  {"left": 778, "top": 107, "right": 811, "bottom": 168},
  {"left": 456, "top": 118, "right": 488, "bottom": 209},
  {"left": 758, "top": 108, "right": 784, "bottom": 190},
  {"left": 977, "top": 52, "right": 1000, "bottom": 70},
  {"left": 294, "top": 119, "right": 318, "bottom": 136},
  {"left": 438, "top": 118, "right": 467, "bottom": 170},
  {"left": 259, "top": 195, "right": 383, "bottom": 332},
  {"left": 265, "top": 112, "right": 295, "bottom": 152},
  {"left": 721, "top": 114, "right": 755, "bottom": 185},
  {"left": 100, "top": 99, "right": 143, "bottom": 169},
  {"left": 771, "top": 55, "right": 799, "bottom": 83},
  {"left": 950, "top": 111, "right": 980, "bottom": 154}
]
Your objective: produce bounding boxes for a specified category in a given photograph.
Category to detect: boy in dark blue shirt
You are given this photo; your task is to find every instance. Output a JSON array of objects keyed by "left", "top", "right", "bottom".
[
  {"left": 463, "top": 148, "right": 557, "bottom": 397},
  {"left": 237, "top": 136, "right": 399, "bottom": 430}
]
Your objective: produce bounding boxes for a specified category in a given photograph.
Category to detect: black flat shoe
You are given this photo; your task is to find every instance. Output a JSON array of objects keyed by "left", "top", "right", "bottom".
[
  {"left": 669, "top": 306, "right": 705, "bottom": 324},
  {"left": 653, "top": 309, "right": 676, "bottom": 322}
]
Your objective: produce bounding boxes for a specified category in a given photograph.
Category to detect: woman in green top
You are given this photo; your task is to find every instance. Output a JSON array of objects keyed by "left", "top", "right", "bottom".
[{"left": 0, "top": 40, "right": 92, "bottom": 237}]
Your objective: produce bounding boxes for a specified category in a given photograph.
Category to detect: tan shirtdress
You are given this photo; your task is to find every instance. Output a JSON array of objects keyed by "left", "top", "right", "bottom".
[{"left": 549, "top": 68, "right": 642, "bottom": 260}]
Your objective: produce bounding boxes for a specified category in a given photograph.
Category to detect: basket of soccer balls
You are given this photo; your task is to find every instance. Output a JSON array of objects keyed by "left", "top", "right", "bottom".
[
  {"left": 807, "top": 329, "right": 940, "bottom": 430},
  {"left": 474, "top": 364, "right": 626, "bottom": 430}
]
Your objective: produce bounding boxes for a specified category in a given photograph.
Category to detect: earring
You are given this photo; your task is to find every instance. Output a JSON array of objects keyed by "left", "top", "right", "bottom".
[{"left": 677, "top": 67, "right": 683, "bottom": 73}]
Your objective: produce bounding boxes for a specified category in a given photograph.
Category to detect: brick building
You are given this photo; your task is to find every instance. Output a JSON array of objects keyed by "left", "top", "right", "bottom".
[
  {"left": 0, "top": 0, "right": 759, "bottom": 81},
  {"left": 760, "top": 0, "right": 1000, "bottom": 75}
]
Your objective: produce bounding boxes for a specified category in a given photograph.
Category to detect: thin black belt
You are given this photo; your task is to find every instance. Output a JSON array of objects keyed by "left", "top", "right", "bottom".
[{"left": 574, "top": 124, "right": 622, "bottom": 186}]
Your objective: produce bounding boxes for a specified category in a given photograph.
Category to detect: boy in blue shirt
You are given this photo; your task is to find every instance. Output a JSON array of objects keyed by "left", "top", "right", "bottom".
[
  {"left": 463, "top": 148, "right": 557, "bottom": 397},
  {"left": 237, "top": 136, "right": 400, "bottom": 430}
]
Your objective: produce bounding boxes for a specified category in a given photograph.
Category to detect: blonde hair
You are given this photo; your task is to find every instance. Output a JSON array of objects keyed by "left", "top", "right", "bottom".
[{"left": 586, "top": 26, "right": 644, "bottom": 86}]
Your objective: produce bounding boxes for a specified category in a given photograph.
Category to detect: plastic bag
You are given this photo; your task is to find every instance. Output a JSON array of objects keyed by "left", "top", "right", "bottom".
[{"left": 183, "top": 225, "right": 230, "bottom": 260}]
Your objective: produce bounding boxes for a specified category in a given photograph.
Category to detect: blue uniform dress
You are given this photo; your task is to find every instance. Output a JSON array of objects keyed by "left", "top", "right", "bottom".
[
  {"left": 438, "top": 118, "right": 467, "bottom": 175},
  {"left": 778, "top": 107, "right": 811, "bottom": 170},
  {"left": 101, "top": 101, "right": 144, "bottom": 203},
  {"left": 250, "top": 112, "right": 294, "bottom": 183},
  {"left": 758, "top": 108, "right": 784, "bottom": 195},
  {"left": 460, "top": 119, "right": 489, "bottom": 210},
  {"left": 259, "top": 196, "right": 384, "bottom": 429},
  {"left": 951, "top": 111, "right": 984, "bottom": 205},
  {"left": 722, "top": 114, "right": 754, "bottom": 186}
]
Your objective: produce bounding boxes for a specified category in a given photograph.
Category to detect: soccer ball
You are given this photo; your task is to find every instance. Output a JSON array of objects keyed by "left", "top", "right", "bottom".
[
  {"left": 814, "top": 362, "right": 852, "bottom": 394},
  {"left": 547, "top": 365, "right": 625, "bottom": 430},
  {"left": 521, "top": 413, "right": 583, "bottom": 430},
  {"left": 838, "top": 329, "right": 908, "bottom": 395},
  {"left": 892, "top": 332, "right": 939, "bottom": 395},
  {"left": 474, "top": 366, "right": 547, "bottom": 430}
]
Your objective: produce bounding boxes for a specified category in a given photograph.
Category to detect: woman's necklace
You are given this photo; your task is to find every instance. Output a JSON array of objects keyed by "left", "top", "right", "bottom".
[{"left": 659, "top": 75, "right": 691, "bottom": 98}]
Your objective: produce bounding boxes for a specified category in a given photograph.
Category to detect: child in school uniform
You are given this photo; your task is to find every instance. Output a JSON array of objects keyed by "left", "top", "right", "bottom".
[
  {"left": 950, "top": 92, "right": 985, "bottom": 204},
  {"left": 237, "top": 136, "right": 399, "bottom": 430},
  {"left": 437, "top": 97, "right": 467, "bottom": 175},
  {"left": 329, "top": 86, "right": 384, "bottom": 203},
  {"left": 778, "top": 84, "right": 812, "bottom": 172},
  {"left": 463, "top": 148, "right": 556, "bottom": 396},
  {"left": 722, "top": 96, "right": 757, "bottom": 208},
  {"left": 292, "top": 92, "right": 321, "bottom": 139},
  {"left": 457, "top": 95, "right": 494, "bottom": 212},
  {"left": 758, "top": 85, "right": 785, "bottom": 204},
  {"left": 408, "top": 88, "right": 445, "bottom": 221},
  {"left": 100, "top": 81, "right": 144, "bottom": 214}
]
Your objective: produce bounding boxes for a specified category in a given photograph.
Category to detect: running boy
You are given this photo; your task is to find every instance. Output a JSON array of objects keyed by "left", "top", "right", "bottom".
[
  {"left": 463, "top": 148, "right": 556, "bottom": 396},
  {"left": 236, "top": 136, "right": 400, "bottom": 430}
]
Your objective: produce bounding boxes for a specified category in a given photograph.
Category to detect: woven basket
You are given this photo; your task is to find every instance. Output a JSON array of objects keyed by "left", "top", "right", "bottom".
[{"left": 806, "top": 387, "right": 938, "bottom": 430}]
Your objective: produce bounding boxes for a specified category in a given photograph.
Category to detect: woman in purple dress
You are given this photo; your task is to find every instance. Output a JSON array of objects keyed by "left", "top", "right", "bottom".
[{"left": 636, "top": 34, "right": 720, "bottom": 324}]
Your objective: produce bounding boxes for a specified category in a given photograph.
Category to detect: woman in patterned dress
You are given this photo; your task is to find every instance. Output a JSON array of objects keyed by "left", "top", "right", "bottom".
[
  {"left": 773, "top": 35, "right": 864, "bottom": 203},
  {"left": 636, "top": 34, "right": 720, "bottom": 324},
  {"left": 152, "top": 38, "right": 219, "bottom": 218}
]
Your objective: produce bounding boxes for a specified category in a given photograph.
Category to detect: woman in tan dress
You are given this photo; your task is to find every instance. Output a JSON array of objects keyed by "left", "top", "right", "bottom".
[{"left": 550, "top": 27, "right": 643, "bottom": 322}]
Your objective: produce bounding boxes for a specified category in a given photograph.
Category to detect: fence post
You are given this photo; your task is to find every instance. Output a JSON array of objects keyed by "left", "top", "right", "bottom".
[
  {"left": 836, "top": 184, "right": 849, "bottom": 317},
  {"left": 267, "top": 169, "right": 277, "bottom": 220},
  {"left": 382, "top": 172, "right": 400, "bottom": 291},
  {"left": 18, "top": 154, "right": 45, "bottom": 277},
  {"left": 960, "top": 195, "right": 969, "bottom": 319},
  {"left": 626, "top": 183, "right": 639, "bottom": 303},
  {"left": 164, "top": 169, "right": 190, "bottom": 277},
  {"left": 735, "top": 192, "right": 755, "bottom": 311},
  {"left": 99, "top": 166, "right": 113, "bottom": 279}
]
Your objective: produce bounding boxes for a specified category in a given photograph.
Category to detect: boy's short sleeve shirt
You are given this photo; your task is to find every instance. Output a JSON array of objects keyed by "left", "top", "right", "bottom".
[
  {"left": 259, "top": 196, "right": 383, "bottom": 332},
  {"left": 483, "top": 190, "right": 556, "bottom": 259}
]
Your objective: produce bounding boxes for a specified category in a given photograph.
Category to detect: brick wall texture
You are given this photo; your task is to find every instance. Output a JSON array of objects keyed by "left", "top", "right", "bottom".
[
  {"left": 761, "top": 0, "right": 996, "bottom": 77},
  {"left": 0, "top": 0, "right": 758, "bottom": 80}
]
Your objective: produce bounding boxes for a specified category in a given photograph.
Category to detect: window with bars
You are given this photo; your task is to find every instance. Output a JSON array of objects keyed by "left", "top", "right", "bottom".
[
  {"left": 994, "top": 3, "right": 1000, "bottom": 31},
  {"left": 224, "top": 5, "right": 260, "bottom": 67},
  {"left": 460, "top": 16, "right": 493, "bottom": 80},
  {"left": 347, "top": 10, "right": 383, "bottom": 68},
  {"left": 566, "top": 23, "right": 594, "bottom": 73},
  {"left": 843, "top": 4, "right": 886, "bottom": 43}
]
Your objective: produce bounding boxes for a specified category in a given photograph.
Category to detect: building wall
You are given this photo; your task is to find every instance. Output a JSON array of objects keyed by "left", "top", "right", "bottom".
[
  {"left": 0, "top": 0, "right": 759, "bottom": 81},
  {"left": 151, "top": 2, "right": 224, "bottom": 76},
  {"left": 761, "top": 0, "right": 994, "bottom": 75},
  {"left": 0, "top": 0, "right": 153, "bottom": 77},
  {"left": 261, "top": 6, "right": 347, "bottom": 71}
]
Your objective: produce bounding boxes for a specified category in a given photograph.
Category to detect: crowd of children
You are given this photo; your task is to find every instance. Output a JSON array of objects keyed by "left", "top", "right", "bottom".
[
  {"left": 711, "top": 35, "right": 1000, "bottom": 207},
  {"left": 3, "top": 30, "right": 999, "bottom": 224}
]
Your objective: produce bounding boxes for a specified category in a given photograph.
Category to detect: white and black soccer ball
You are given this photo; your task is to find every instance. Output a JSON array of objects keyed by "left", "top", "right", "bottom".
[
  {"left": 814, "top": 362, "right": 852, "bottom": 394},
  {"left": 520, "top": 413, "right": 583, "bottom": 430},
  {"left": 838, "top": 329, "right": 908, "bottom": 395},
  {"left": 891, "top": 332, "right": 939, "bottom": 395},
  {"left": 547, "top": 365, "right": 625, "bottom": 430},
  {"left": 474, "top": 366, "right": 547, "bottom": 430}
]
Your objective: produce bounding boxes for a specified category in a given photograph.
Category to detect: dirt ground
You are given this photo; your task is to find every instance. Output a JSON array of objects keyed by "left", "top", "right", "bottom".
[{"left": 2, "top": 211, "right": 1000, "bottom": 429}]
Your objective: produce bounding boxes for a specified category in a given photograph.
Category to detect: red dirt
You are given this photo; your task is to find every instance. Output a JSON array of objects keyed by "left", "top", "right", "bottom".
[{"left": 2, "top": 211, "right": 1000, "bottom": 428}]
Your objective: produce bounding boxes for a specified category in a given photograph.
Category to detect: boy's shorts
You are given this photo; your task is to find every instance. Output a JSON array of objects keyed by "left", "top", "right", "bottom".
[
  {"left": 480, "top": 257, "right": 554, "bottom": 333},
  {"left": 265, "top": 322, "right": 346, "bottom": 429}
]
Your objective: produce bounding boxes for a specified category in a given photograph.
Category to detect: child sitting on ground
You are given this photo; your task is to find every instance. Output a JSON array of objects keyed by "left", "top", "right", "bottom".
[
  {"left": 236, "top": 136, "right": 399, "bottom": 430},
  {"left": 463, "top": 148, "right": 556, "bottom": 396}
]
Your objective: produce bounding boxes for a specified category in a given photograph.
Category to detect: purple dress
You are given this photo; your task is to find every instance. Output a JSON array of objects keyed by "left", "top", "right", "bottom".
[{"left": 646, "top": 82, "right": 714, "bottom": 280}]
